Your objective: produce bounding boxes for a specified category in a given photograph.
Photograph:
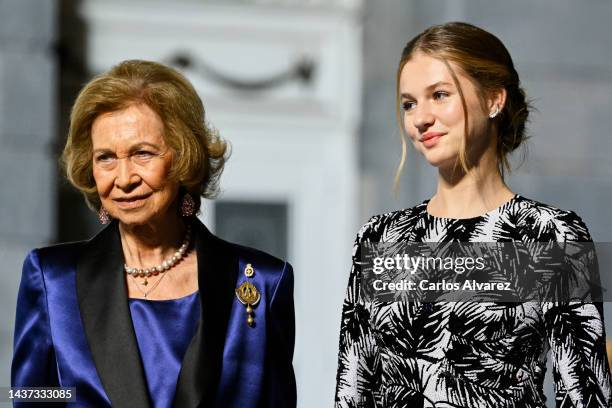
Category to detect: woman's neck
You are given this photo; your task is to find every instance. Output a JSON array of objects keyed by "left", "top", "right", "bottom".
[
  {"left": 428, "top": 154, "right": 514, "bottom": 219},
  {"left": 118, "top": 214, "right": 187, "bottom": 268}
]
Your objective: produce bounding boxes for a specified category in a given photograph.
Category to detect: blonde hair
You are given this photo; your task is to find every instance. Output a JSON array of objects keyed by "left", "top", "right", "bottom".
[
  {"left": 62, "top": 59, "right": 228, "bottom": 210},
  {"left": 394, "top": 22, "right": 530, "bottom": 190}
]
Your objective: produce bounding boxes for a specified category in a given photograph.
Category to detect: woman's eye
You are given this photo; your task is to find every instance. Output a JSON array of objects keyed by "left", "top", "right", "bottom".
[
  {"left": 402, "top": 101, "right": 416, "bottom": 111},
  {"left": 95, "top": 154, "right": 112, "bottom": 162},
  {"left": 433, "top": 91, "right": 449, "bottom": 100},
  {"left": 134, "top": 151, "right": 154, "bottom": 158}
]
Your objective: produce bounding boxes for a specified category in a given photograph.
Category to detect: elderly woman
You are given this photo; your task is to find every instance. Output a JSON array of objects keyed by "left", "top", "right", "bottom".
[{"left": 11, "top": 60, "right": 296, "bottom": 408}]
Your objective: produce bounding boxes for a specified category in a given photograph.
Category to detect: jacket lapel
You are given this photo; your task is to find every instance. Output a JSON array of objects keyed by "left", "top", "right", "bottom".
[
  {"left": 77, "top": 218, "right": 237, "bottom": 408},
  {"left": 76, "top": 221, "right": 151, "bottom": 408},
  {"left": 173, "top": 218, "right": 238, "bottom": 408}
]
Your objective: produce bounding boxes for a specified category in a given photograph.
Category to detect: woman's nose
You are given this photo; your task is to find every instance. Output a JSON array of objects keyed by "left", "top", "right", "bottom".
[
  {"left": 114, "top": 158, "right": 141, "bottom": 190},
  {"left": 412, "top": 106, "right": 435, "bottom": 132}
]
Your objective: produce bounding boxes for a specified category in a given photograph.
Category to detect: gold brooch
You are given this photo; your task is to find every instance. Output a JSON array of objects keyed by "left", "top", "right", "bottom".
[
  {"left": 244, "top": 263, "right": 255, "bottom": 277},
  {"left": 235, "top": 281, "right": 260, "bottom": 327}
]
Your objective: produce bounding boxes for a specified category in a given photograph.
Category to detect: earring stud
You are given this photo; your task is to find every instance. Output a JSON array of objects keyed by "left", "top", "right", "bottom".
[{"left": 489, "top": 106, "right": 500, "bottom": 118}]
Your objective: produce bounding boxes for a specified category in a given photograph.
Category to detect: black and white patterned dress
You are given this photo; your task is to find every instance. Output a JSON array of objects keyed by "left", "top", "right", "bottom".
[{"left": 335, "top": 194, "right": 612, "bottom": 407}]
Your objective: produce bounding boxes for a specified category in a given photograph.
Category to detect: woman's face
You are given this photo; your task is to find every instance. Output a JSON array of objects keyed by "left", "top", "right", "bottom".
[
  {"left": 399, "top": 52, "right": 494, "bottom": 170},
  {"left": 92, "top": 103, "right": 179, "bottom": 227}
]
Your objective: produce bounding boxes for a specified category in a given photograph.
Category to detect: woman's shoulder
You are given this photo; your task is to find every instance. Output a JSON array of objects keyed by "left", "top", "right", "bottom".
[
  {"left": 229, "top": 241, "right": 289, "bottom": 272},
  {"left": 26, "top": 240, "right": 87, "bottom": 266},
  {"left": 355, "top": 195, "right": 592, "bottom": 242},
  {"left": 509, "top": 194, "right": 592, "bottom": 241},
  {"left": 194, "top": 219, "right": 291, "bottom": 275},
  {"left": 356, "top": 201, "right": 429, "bottom": 242},
  {"left": 224, "top": 241, "right": 293, "bottom": 299},
  {"left": 20, "top": 241, "right": 87, "bottom": 284}
]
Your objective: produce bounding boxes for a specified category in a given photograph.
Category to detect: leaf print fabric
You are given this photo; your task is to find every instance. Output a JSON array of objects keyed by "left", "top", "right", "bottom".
[{"left": 334, "top": 194, "right": 612, "bottom": 408}]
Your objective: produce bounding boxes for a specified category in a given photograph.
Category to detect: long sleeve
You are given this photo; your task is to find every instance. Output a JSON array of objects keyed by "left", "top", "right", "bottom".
[
  {"left": 11, "top": 250, "right": 60, "bottom": 392},
  {"left": 545, "top": 211, "right": 612, "bottom": 407},
  {"left": 335, "top": 218, "right": 381, "bottom": 408},
  {"left": 266, "top": 261, "right": 297, "bottom": 407}
]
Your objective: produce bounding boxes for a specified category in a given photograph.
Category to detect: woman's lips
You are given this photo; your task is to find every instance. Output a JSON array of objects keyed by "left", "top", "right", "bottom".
[
  {"left": 420, "top": 132, "right": 446, "bottom": 148},
  {"left": 113, "top": 194, "right": 151, "bottom": 209}
]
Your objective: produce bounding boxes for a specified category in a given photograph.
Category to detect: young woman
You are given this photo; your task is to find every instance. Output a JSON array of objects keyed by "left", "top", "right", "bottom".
[{"left": 335, "top": 22, "right": 611, "bottom": 407}]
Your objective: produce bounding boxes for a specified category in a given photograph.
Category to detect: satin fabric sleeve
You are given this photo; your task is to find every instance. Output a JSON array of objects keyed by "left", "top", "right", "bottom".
[
  {"left": 11, "top": 250, "right": 61, "bottom": 401},
  {"left": 265, "top": 261, "right": 297, "bottom": 407},
  {"left": 335, "top": 217, "right": 382, "bottom": 408}
]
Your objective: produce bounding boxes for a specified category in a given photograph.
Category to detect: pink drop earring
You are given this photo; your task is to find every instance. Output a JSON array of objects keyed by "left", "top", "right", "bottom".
[
  {"left": 180, "top": 193, "right": 197, "bottom": 217},
  {"left": 98, "top": 207, "right": 111, "bottom": 225}
]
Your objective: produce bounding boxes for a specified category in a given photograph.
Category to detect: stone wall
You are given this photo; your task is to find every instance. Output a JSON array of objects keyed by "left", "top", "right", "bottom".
[{"left": 0, "top": 0, "right": 58, "bottom": 389}]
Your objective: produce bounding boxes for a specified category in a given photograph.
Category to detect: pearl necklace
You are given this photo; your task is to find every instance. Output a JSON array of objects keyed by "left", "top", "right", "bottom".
[{"left": 124, "top": 225, "right": 192, "bottom": 288}]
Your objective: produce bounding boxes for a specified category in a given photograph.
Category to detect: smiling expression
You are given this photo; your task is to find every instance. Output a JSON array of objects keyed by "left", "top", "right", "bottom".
[
  {"left": 399, "top": 52, "right": 495, "bottom": 170},
  {"left": 91, "top": 103, "right": 179, "bottom": 226}
]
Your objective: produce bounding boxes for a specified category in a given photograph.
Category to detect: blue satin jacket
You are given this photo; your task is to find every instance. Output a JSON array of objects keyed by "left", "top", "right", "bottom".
[{"left": 11, "top": 219, "right": 296, "bottom": 407}]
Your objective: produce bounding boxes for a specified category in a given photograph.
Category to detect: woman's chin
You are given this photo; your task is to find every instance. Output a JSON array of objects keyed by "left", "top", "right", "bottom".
[
  {"left": 422, "top": 153, "right": 458, "bottom": 170},
  {"left": 111, "top": 206, "right": 180, "bottom": 228},
  {"left": 110, "top": 209, "right": 155, "bottom": 227}
]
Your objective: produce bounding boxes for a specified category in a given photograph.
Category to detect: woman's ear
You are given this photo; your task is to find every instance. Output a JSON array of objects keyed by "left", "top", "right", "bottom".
[{"left": 488, "top": 88, "right": 507, "bottom": 116}]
